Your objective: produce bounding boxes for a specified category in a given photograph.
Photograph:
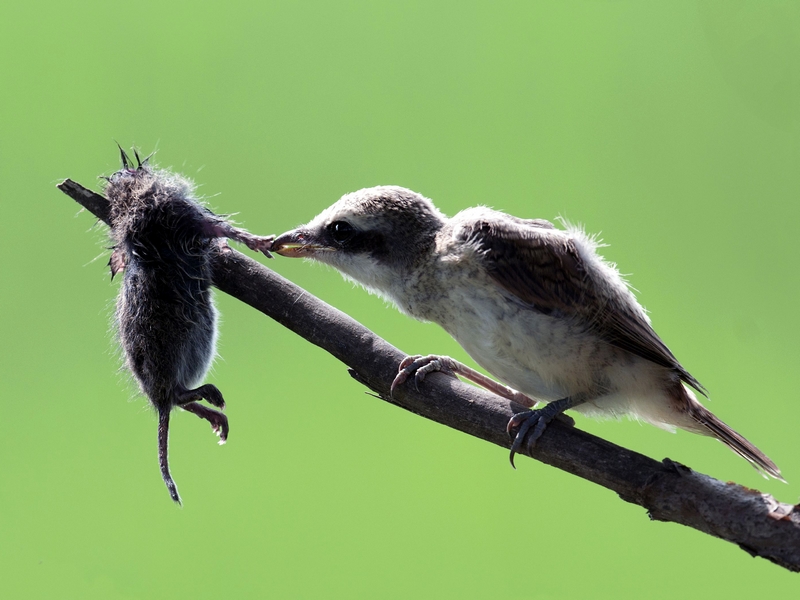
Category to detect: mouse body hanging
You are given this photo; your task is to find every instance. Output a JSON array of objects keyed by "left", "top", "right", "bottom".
[{"left": 105, "top": 147, "right": 273, "bottom": 504}]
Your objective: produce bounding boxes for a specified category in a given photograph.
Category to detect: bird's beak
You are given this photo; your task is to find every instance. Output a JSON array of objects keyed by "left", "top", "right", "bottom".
[{"left": 271, "top": 228, "right": 329, "bottom": 258}]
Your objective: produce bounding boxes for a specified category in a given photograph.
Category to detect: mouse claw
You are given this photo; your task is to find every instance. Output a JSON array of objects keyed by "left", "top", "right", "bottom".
[{"left": 180, "top": 402, "right": 229, "bottom": 443}]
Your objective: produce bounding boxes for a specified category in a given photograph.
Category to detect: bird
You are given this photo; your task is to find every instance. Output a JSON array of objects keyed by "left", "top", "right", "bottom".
[{"left": 270, "top": 185, "right": 782, "bottom": 480}]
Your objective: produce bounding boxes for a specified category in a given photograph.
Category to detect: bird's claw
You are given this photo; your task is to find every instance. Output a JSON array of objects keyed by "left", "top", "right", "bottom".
[
  {"left": 391, "top": 355, "right": 423, "bottom": 396},
  {"left": 390, "top": 354, "right": 457, "bottom": 396},
  {"left": 507, "top": 409, "right": 551, "bottom": 469}
]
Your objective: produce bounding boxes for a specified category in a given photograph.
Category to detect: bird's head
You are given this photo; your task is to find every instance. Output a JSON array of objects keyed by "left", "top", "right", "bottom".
[{"left": 272, "top": 186, "right": 446, "bottom": 294}]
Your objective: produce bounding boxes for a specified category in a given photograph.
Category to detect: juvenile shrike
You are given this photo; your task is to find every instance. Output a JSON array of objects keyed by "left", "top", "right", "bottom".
[{"left": 272, "top": 186, "right": 781, "bottom": 479}]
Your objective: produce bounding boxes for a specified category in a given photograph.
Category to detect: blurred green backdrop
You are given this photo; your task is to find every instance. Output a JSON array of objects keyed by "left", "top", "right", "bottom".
[{"left": 1, "top": 0, "right": 799, "bottom": 597}]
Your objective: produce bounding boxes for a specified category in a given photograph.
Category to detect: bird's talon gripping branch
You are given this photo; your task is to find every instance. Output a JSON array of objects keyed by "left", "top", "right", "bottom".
[
  {"left": 508, "top": 410, "right": 546, "bottom": 469},
  {"left": 507, "top": 397, "right": 580, "bottom": 468},
  {"left": 391, "top": 354, "right": 458, "bottom": 396},
  {"left": 506, "top": 411, "right": 527, "bottom": 435},
  {"left": 414, "top": 358, "right": 456, "bottom": 389},
  {"left": 390, "top": 355, "right": 421, "bottom": 396},
  {"left": 398, "top": 355, "right": 422, "bottom": 371}
]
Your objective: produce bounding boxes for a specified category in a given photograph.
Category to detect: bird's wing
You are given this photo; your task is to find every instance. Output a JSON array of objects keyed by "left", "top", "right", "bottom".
[{"left": 459, "top": 215, "right": 704, "bottom": 393}]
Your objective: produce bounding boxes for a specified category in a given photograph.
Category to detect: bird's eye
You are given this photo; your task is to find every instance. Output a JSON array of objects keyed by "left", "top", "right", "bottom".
[{"left": 328, "top": 221, "right": 357, "bottom": 246}]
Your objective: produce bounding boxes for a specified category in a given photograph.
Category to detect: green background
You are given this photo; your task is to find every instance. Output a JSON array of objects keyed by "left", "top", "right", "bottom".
[{"left": 2, "top": 1, "right": 799, "bottom": 597}]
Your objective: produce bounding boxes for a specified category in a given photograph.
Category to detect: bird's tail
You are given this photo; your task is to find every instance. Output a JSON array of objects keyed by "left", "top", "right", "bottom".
[
  {"left": 158, "top": 408, "right": 182, "bottom": 505},
  {"left": 684, "top": 396, "right": 783, "bottom": 482}
]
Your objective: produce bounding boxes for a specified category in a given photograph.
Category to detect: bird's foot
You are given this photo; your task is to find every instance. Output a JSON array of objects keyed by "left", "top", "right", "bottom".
[
  {"left": 506, "top": 397, "right": 577, "bottom": 468},
  {"left": 181, "top": 402, "right": 230, "bottom": 444},
  {"left": 390, "top": 355, "right": 538, "bottom": 411},
  {"left": 390, "top": 354, "right": 459, "bottom": 396}
]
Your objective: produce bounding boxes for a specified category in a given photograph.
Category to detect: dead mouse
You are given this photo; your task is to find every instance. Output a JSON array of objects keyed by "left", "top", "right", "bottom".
[{"left": 105, "top": 146, "right": 273, "bottom": 504}]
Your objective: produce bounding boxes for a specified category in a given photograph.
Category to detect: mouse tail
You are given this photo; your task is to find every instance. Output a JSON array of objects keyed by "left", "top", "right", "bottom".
[{"left": 158, "top": 408, "right": 182, "bottom": 505}]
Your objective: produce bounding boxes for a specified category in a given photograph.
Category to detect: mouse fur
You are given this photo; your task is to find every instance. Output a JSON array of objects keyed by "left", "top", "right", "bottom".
[{"left": 104, "top": 147, "right": 273, "bottom": 504}]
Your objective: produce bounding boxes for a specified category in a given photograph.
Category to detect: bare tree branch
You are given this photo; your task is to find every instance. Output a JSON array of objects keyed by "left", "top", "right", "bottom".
[{"left": 58, "top": 178, "right": 800, "bottom": 572}]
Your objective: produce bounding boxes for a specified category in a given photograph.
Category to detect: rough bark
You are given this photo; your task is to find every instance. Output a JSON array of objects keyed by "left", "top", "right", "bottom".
[{"left": 58, "top": 178, "right": 800, "bottom": 572}]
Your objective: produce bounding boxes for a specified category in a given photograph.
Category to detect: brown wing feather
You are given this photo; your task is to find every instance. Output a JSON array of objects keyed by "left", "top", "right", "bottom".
[{"left": 461, "top": 217, "right": 705, "bottom": 394}]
